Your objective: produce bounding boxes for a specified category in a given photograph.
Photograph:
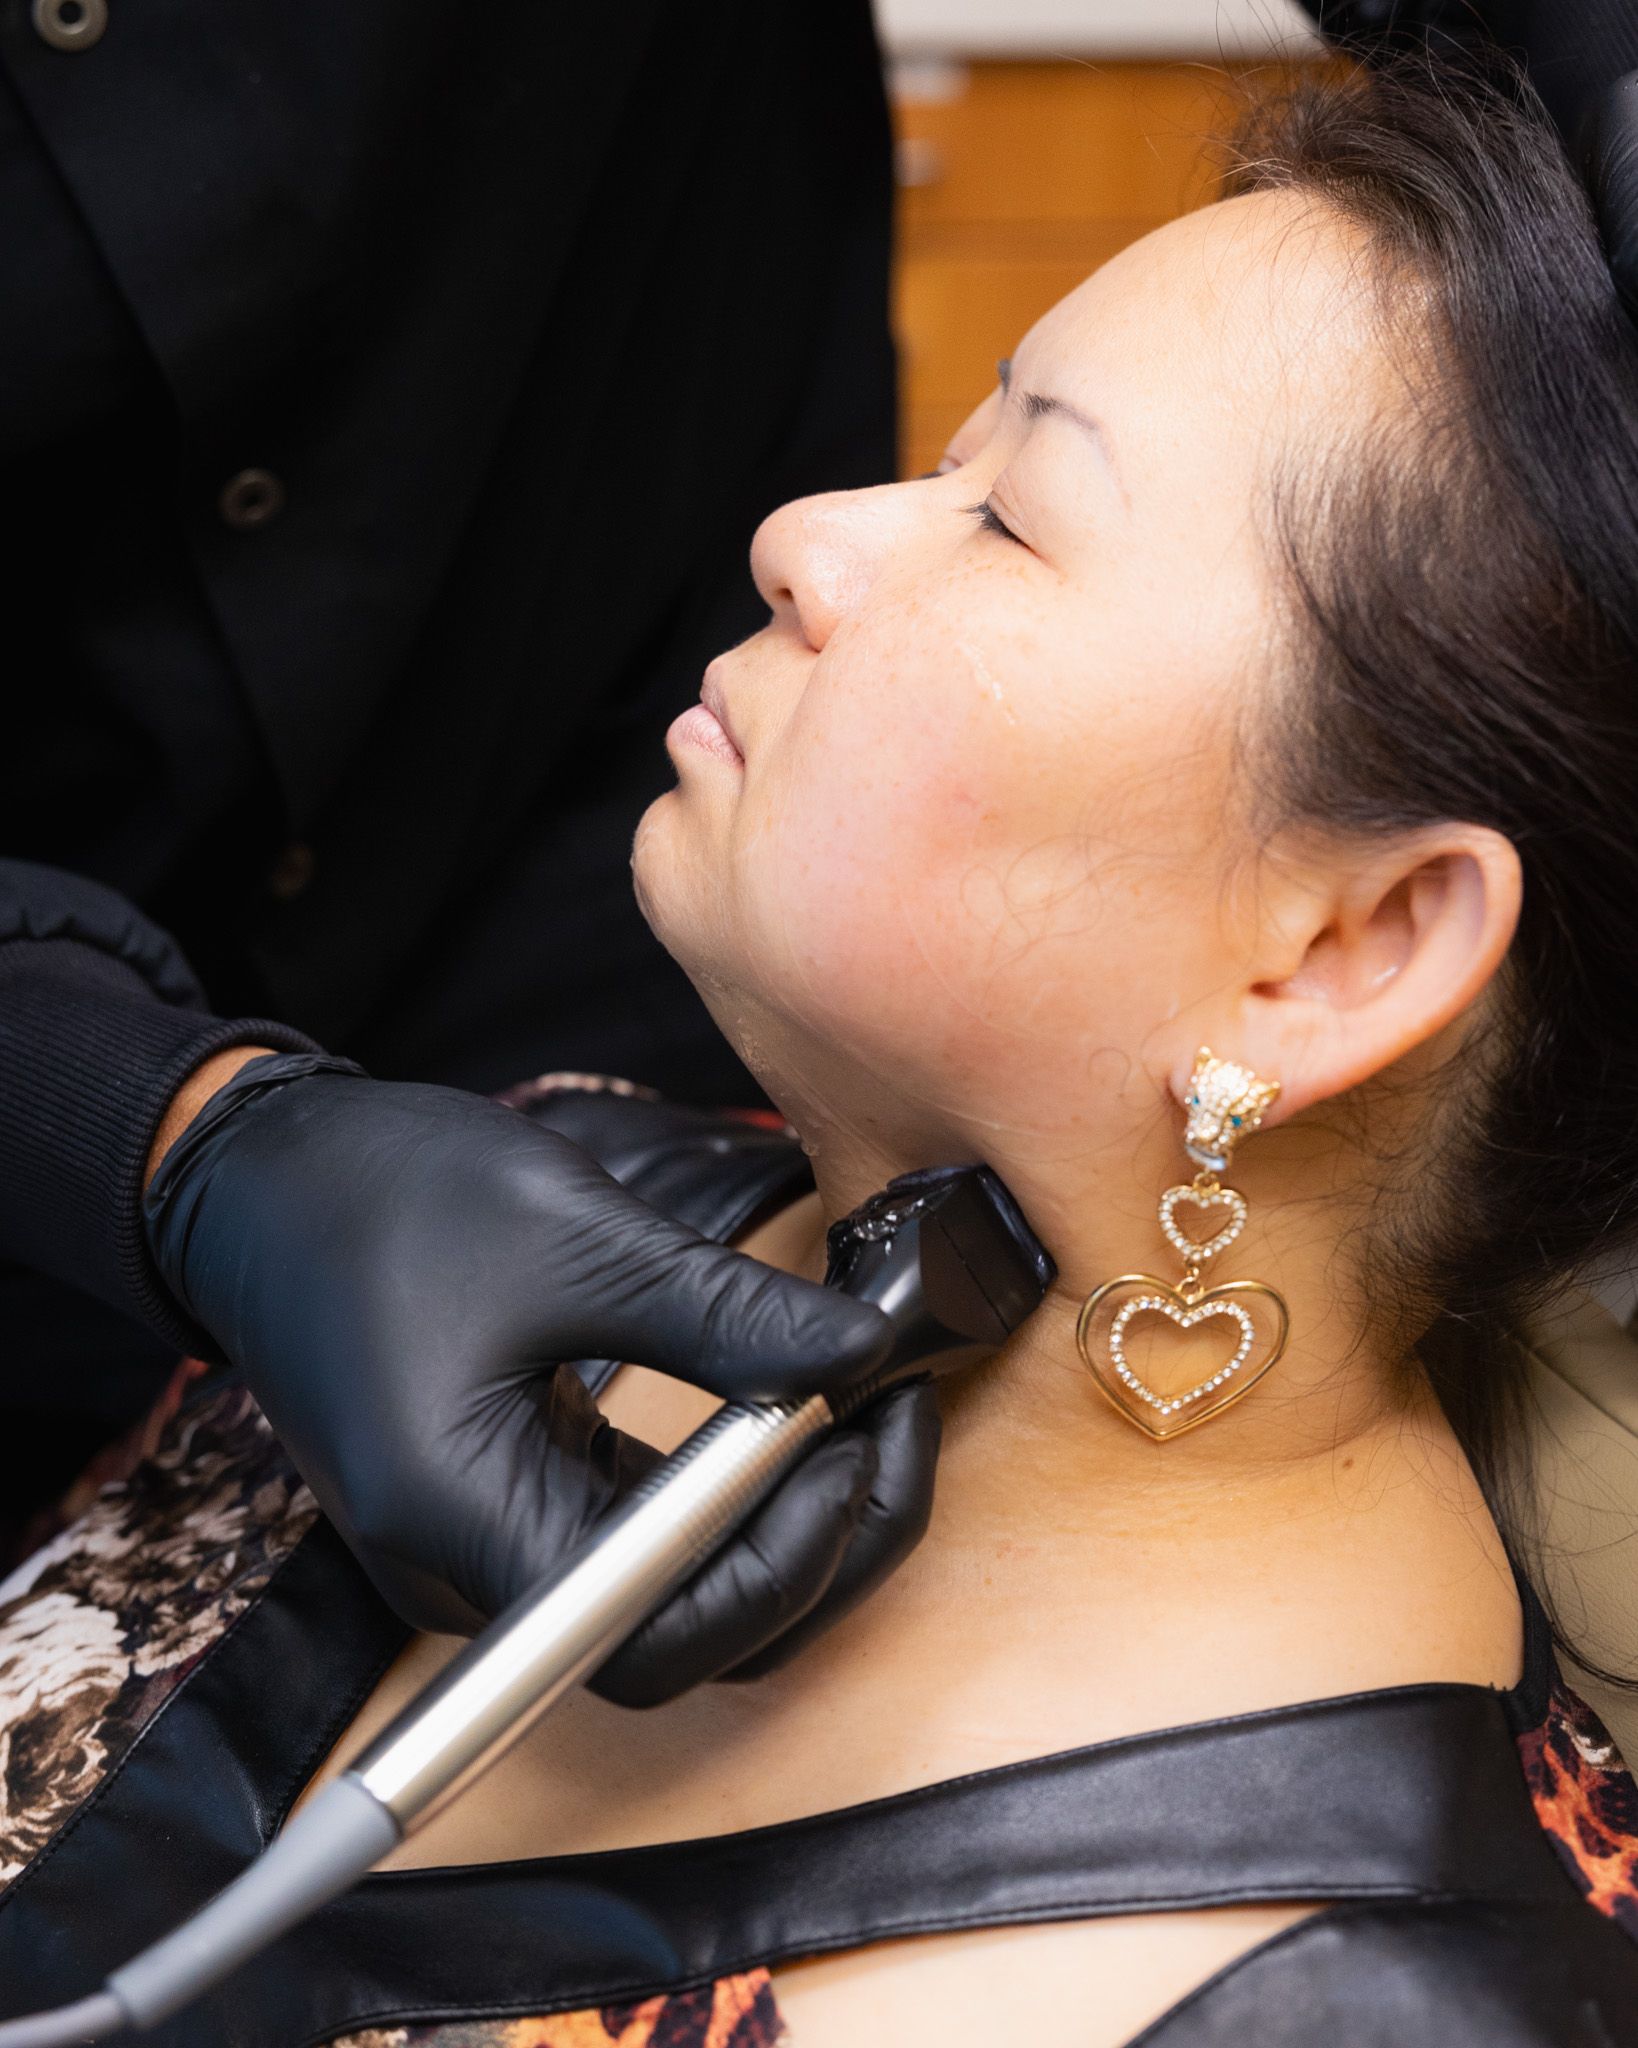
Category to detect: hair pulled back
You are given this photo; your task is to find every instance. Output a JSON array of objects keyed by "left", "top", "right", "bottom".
[{"left": 1219, "top": 48, "right": 1638, "bottom": 1556}]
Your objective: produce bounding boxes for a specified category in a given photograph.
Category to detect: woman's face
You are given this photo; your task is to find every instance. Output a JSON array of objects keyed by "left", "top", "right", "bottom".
[{"left": 634, "top": 189, "right": 1382, "bottom": 1180}]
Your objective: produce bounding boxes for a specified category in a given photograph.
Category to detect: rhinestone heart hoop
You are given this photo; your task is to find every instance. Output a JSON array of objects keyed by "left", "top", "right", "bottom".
[{"left": 1076, "top": 1048, "right": 1290, "bottom": 1442}]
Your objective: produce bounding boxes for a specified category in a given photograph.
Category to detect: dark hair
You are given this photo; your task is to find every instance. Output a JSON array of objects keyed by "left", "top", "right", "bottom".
[{"left": 1217, "top": 44, "right": 1638, "bottom": 1652}]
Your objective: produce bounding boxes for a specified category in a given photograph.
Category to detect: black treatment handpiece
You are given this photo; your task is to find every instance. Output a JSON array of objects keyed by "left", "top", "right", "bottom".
[
  {"left": 0, "top": 1166, "right": 1054, "bottom": 2046},
  {"left": 818, "top": 1163, "right": 1058, "bottom": 1410}
]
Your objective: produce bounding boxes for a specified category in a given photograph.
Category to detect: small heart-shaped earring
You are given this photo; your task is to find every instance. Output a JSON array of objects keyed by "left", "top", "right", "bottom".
[{"left": 1076, "top": 1048, "right": 1290, "bottom": 1441}]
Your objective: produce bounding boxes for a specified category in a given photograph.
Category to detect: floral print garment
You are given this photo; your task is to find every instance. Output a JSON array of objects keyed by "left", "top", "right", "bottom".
[
  {"left": 0, "top": 1370, "right": 316, "bottom": 1885},
  {"left": 0, "top": 1368, "right": 789, "bottom": 2045}
]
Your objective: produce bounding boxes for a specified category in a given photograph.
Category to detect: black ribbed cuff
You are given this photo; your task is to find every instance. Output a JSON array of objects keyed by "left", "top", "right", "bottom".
[{"left": 0, "top": 936, "right": 321, "bottom": 1352}]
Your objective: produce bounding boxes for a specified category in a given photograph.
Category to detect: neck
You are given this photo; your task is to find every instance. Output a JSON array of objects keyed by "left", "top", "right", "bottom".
[
  {"left": 750, "top": 1110, "right": 1521, "bottom": 1740},
  {"left": 779, "top": 1086, "right": 1412, "bottom": 1479}
]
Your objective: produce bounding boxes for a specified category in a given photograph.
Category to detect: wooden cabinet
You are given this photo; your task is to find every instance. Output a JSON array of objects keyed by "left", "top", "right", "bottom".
[{"left": 889, "top": 60, "right": 1324, "bottom": 476}]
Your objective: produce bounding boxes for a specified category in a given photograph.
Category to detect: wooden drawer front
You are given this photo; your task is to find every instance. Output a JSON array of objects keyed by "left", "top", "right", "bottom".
[
  {"left": 895, "top": 63, "right": 1230, "bottom": 237},
  {"left": 890, "top": 59, "right": 1337, "bottom": 475},
  {"left": 895, "top": 239, "right": 1139, "bottom": 476}
]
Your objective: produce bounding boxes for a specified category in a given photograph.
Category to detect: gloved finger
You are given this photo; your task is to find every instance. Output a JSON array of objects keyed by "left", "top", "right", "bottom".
[
  {"left": 349, "top": 1369, "right": 670, "bottom": 1635},
  {"left": 716, "top": 1380, "right": 942, "bottom": 1684},
  {"left": 468, "top": 1394, "right": 670, "bottom": 1626},
  {"left": 355, "top": 1546, "right": 488, "bottom": 1639},
  {"left": 550, "top": 1177, "right": 894, "bottom": 1402},
  {"left": 586, "top": 1431, "right": 879, "bottom": 1708}
]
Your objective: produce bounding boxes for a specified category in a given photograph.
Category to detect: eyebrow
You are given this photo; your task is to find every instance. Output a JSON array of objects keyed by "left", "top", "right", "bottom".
[{"left": 997, "top": 356, "right": 1128, "bottom": 508}]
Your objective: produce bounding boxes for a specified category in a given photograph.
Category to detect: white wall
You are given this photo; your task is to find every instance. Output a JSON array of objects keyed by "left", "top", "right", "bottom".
[{"left": 877, "top": 0, "right": 1323, "bottom": 60}]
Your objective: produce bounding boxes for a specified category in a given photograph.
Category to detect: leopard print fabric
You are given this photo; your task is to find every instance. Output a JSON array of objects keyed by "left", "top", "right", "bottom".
[
  {"left": 1517, "top": 1675, "right": 1638, "bottom": 1939},
  {"left": 325, "top": 1970, "right": 786, "bottom": 2047}
]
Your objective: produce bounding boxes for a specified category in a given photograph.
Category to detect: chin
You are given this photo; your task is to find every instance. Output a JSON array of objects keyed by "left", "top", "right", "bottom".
[
  {"left": 630, "top": 797, "right": 680, "bottom": 940},
  {"left": 630, "top": 791, "right": 728, "bottom": 989}
]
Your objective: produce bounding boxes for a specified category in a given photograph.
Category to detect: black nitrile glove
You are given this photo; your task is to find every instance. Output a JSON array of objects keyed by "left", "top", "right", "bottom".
[{"left": 142, "top": 1052, "right": 940, "bottom": 1706}]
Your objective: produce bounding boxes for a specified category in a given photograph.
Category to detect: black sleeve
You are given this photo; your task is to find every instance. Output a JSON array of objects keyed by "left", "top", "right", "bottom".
[{"left": 0, "top": 860, "right": 321, "bottom": 1348}]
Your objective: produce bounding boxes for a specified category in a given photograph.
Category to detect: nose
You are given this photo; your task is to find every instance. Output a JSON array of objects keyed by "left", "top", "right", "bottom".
[{"left": 750, "top": 481, "right": 929, "bottom": 652}]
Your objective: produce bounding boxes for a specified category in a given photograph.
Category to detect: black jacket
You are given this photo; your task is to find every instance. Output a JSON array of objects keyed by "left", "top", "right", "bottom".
[{"left": 0, "top": 0, "right": 895, "bottom": 1473}]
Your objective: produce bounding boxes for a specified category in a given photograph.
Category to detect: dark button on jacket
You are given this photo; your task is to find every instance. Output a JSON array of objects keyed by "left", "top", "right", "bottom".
[
  {"left": 30, "top": 0, "right": 105, "bottom": 53},
  {"left": 217, "top": 469, "right": 285, "bottom": 532}
]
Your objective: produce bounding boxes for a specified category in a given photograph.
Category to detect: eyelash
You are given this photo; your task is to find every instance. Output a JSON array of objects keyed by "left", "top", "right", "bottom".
[{"left": 966, "top": 498, "right": 1025, "bottom": 547}]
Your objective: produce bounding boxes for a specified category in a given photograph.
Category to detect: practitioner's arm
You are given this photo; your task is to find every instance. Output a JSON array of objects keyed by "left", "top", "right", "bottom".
[
  {"left": 0, "top": 859, "right": 321, "bottom": 1353},
  {"left": 141, "top": 1050, "right": 940, "bottom": 1705}
]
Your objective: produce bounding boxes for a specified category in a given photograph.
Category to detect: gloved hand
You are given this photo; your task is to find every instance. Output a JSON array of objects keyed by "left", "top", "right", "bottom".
[{"left": 142, "top": 1052, "right": 940, "bottom": 1706}]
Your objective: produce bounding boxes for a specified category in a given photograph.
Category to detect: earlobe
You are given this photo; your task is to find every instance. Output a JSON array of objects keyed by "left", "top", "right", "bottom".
[{"left": 1197, "top": 826, "right": 1523, "bottom": 1124}]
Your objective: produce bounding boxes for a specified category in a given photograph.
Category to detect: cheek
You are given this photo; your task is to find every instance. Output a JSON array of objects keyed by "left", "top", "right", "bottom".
[
  {"left": 726, "top": 601, "right": 1117, "bottom": 1067},
  {"left": 728, "top": 581, "right": 1250, "bottom": 1082}
]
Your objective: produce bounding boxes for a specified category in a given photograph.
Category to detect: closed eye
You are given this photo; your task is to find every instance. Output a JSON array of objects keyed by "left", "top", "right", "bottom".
[{"left": 966, "top": 498, "right": 1026, "bottom": 547}]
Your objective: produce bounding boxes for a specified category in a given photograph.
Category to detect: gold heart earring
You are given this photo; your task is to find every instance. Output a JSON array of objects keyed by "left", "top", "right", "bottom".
[{"left": 1076, "top": 1047, "right": 1290, "bottom": 1441}]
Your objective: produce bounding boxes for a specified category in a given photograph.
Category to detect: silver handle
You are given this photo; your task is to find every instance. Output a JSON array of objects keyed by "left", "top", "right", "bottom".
[{"left": 353, "top": 1393, "right": 836, "bottom": 1829}]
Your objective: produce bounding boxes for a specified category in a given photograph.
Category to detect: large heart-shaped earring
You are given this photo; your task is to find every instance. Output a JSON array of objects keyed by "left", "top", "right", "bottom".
[
  {"left": 1076, "top": 1048, "right": 1289, "bottom": 1441},
  {"left": 1077, "top": 1274, "right": 1290, "bottom": 1440}
]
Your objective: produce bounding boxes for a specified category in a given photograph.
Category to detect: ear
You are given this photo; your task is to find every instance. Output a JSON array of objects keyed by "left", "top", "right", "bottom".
[{"left": 1176, "top": 826, "right": 1523, "bottom": 1123}]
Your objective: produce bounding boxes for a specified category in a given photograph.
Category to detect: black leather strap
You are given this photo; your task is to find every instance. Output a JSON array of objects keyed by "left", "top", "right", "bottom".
[{"left": 317, "top": 1690, "right": 1575, "bottom": 1999}]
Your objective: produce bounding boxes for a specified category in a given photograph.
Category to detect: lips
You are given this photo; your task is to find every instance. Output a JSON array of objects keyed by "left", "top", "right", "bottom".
[
  {"left": 700, "top": 672, "right": 744, "bottom": 761},
  {"left": 666, "top": 668, "right": 745, "bottom": 771},
  {"left": 663, "top": 645, "right": 762, "bottom": 774}
]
